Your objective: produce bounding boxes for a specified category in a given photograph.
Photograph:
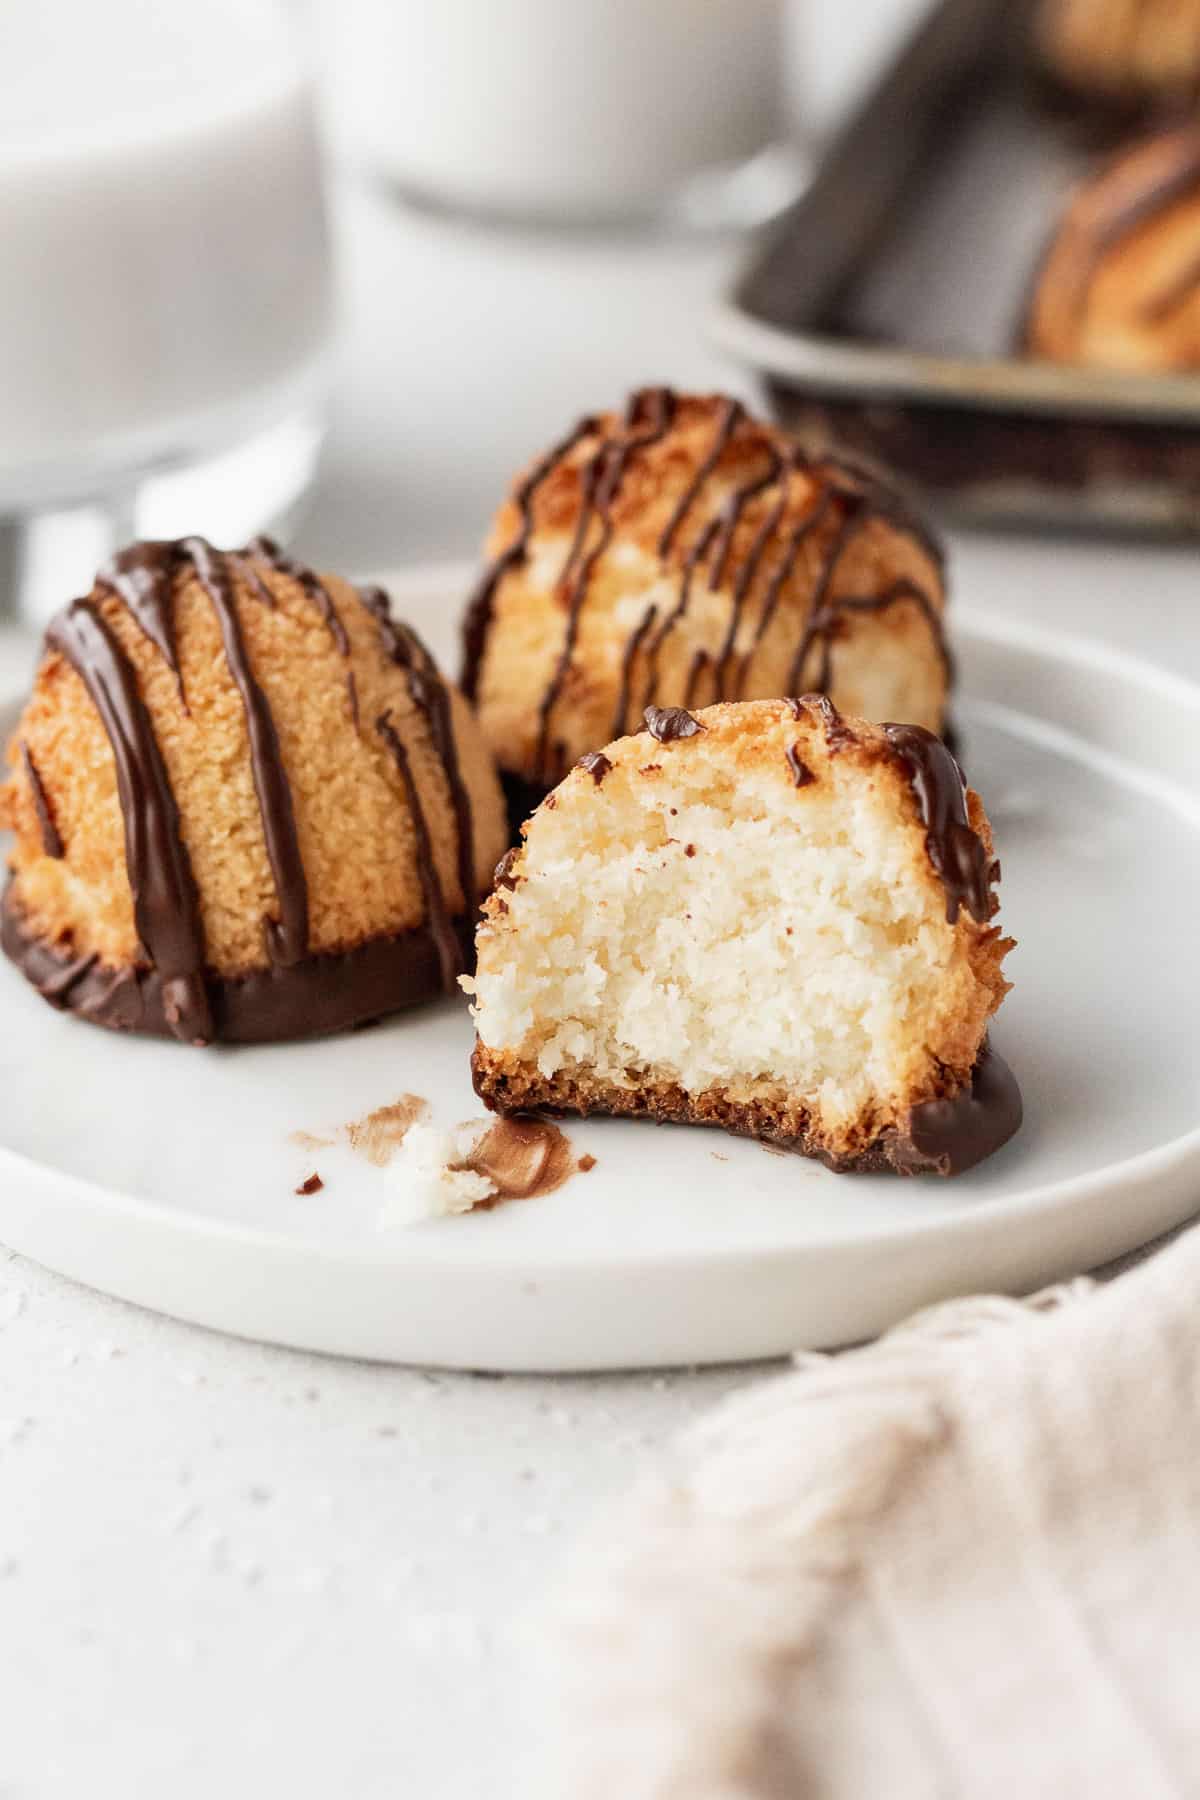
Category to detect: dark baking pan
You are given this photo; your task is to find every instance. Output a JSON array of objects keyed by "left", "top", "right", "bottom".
[{"left": 710, "top": 0, "right": 1200, "bottom": 532}]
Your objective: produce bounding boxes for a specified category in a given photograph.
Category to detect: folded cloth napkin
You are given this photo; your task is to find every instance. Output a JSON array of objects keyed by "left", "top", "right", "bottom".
[{"left": 532, "top": 1226, "right": 1200, "bottom": 1798}]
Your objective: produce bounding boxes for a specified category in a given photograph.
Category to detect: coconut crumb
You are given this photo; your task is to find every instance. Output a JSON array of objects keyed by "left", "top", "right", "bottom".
[
  {"left": 382, "top": 1114, "right": 579, "bottom": 1225},
  {"left": 382, "top": 1122, "right": 497, "bottom": 1226}
]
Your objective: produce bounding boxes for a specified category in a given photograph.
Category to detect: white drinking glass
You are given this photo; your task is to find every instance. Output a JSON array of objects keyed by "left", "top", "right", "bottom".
[
  {"left": 322, "top": 0, "right": 796, "bottom": 228},
  {"left": 0, "top": 0, "right": 335, "bottom": 620}
]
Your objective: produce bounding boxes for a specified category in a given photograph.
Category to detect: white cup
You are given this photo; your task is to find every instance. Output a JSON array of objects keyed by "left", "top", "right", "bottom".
[
  {"left": 0, "top": 0, "right": 334, "bottom": 617},
  {"left": 324, "top": 0, "right": 789, "bottom": 226}
]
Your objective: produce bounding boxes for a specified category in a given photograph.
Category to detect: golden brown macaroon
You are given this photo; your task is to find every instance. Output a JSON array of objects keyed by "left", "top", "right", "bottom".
[
  {"left": 1035, "top": 0, "right": 1200, "bottom": 111},
  {"left": 461, "top": 390, "right": 949, "bottom": 815},
  {"left": 467, "top": 697, "right": 1019, "bottom": 1177},
  {"left": 0, "top": 536, "right": 507, "bottom": 1044},
  {"left": 1022, "top": 125, "right": 1200, "bottom": 370}
]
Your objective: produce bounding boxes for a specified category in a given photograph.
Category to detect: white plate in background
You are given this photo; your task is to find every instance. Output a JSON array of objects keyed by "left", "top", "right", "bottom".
[{"left": 0, "top": 563, "right": 1196, "bottom": 1369}]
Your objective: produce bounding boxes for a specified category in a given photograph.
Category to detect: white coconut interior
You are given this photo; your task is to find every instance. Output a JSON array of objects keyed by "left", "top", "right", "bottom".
[{"left": 470, "top": 759, "right": 959, "bottom": 1135}]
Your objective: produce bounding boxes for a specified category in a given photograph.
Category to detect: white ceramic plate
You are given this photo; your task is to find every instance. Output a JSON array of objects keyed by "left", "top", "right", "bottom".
[{"left": 1, "top": 563, "right": 1198, "bottom": 1370}]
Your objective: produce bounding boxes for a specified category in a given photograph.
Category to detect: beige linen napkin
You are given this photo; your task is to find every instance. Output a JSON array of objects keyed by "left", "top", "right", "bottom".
[{"left": 532, "top": 1226, "right": 1200, "bottom": 1798}]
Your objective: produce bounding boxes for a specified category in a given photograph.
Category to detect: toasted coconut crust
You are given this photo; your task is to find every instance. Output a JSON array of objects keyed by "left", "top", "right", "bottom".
[
  {"left": 463, "top": 392, "right": 948, "bottom": 795},
  {"left": 0, "top": 541, "right": 508, "bottom": 1043},
  {"left": 470, "top": 1050, "right": 1018, "bottom": 1177}
]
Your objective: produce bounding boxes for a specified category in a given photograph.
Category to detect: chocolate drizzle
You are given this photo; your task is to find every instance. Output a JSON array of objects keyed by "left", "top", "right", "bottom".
[
  {"left": 785, "top": 743, "right": 815, "bottom": 787},
  {"left": 533, "top": 387, "right": 677, "bottom": 780},
  {"left": 376, "top": 710, "right": 462, "bottom": 994},
  {"left": 730, "top": 489, "right": 832, "bottom": 694},
  {"left": 577, "top": 751, "right": 612, "bottom": 785},
  {"left": 13, "top": 537, "right": 480, "bottom": 1045},
  {"left": 244, "top": 535, "right": 359, "bottom": 729},
  {"left": 790, "top": 577, "right": 955, "bottom": 696},
  {"left": 75, "top": 536, "right": 314, "bottom": 976},
  {"left": 19, "top": 742, "right": 64, "bottom": 858},
  {"left": 45, "top": 598, "right": 212, "bottom": 1044},
  {"left": 461, "top": 391, "right": 947, "bottom": 794},
  {"left": 183, "top": 537, "right": 309, "bottom": 967},
  {"left": 456, "top": 387, "right": 949, "bottom": 788},
  {"left": 707, "top": 449, "right": 789, "bottom": 693},
  {"left": 246, "top": 536, "right": 349, "bottom": 656},
  {"left": 682, "top": 648, "right": 710, "bottom": 710},
  {"left": 611, "top": 602, "right": 661, "bottom": 739},
  {"left": 883, "top": 722, "right": 994, "bottom": 925},
  {"left": 461, "top": 415, "right": 600, "bottom": 704},
  {"left": 98, "top": 542, "right": 187, "bottom": 703},
  {"left": 778, "top": 491, "right": 948, "bottom": 695},
  {"left": 796, "top": 692, "right": 857, "bottom": 752},
  {"left": 360, "top": 584, "right": 476, "bottom": 918},
  {"left": 657, "top": 396, "right": 743, "bottom": 555},
  {"left": 644, "top": 705, "right": 704, "bottom": 743},
  {"left": 890, "top": 1043, "right": 1022, "bottom": 1177},
  {"left": 638, "top": 439, "right": 790, "bottom": 720}
]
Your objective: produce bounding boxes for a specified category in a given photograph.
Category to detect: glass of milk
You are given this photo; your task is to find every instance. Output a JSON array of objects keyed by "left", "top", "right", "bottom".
[
  {"left": 0, "top": 0, "right": 334, "bottom": 621},
  {"left": 323, "top": 0, "right": 793, "bottom": 228}
]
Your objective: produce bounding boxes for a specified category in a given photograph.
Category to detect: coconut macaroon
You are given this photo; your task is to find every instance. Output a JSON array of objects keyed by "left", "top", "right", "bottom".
[
  {"left": 468, "top": 698, "right": 1019, "bottom": 1176},
  {"left": 1035, "top": 0, "right": 1200, "bottom": 112},
  {"left": 461, "top": 390, "right": 949, "bottom": 813},
  {"left": 1023, "top": 126, "right": 1200, "bottom": 372},
  {"left": 0, "top": 537, "right": 507, "bottom": 1044}
]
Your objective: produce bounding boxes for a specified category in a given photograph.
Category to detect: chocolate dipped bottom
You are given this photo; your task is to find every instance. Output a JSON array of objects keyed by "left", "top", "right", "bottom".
[{"left": 0, "top": 538, "right": 508, "bottom": 1045}]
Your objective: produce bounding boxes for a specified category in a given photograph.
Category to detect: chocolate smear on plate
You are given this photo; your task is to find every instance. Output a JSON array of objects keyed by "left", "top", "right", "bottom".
[
  {"left": 453, "top": 1116, "right": 576, "bottom": 1203},
  {"left": 345, "top": 1095, "right": 429, "bottom": 1167}
]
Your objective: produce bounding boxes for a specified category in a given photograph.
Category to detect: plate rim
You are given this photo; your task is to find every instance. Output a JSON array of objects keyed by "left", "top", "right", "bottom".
[{"left": 1, "top": 573, "right": 1198, "bottom": 1272}]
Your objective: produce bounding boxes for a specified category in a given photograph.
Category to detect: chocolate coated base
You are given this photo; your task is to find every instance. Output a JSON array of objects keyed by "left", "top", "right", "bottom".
[
  {"left": 1, "top": 887, "right": 475, "bottom": 1046},
  {"left": 473, "top": 1042, "right": 1022, "bottom": 1178}
]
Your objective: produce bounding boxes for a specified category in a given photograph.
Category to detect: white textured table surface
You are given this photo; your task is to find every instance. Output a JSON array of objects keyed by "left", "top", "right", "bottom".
[{"left": 5, "top": 80, "right": 1200, "bottom": 1800}]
